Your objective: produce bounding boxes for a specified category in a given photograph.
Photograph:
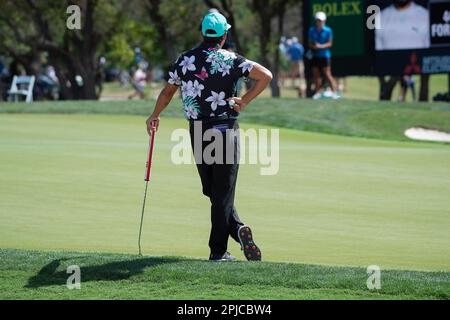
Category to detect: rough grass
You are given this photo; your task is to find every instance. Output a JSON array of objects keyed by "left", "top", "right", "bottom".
[
  {"left": 1, "top": 98, "right": 449, "bottom": 142},
  {"left": 0, "top": 249, "right": 448, "bottom": 300}
]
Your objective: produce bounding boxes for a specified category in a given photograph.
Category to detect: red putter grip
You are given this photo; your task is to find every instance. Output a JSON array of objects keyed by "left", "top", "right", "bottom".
[{"left": 145, "top": 126, "right": 156, "bottom": 182}]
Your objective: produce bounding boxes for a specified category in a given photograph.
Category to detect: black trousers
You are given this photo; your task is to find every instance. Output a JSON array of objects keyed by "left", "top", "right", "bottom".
[{"left": 189, "top": 118, "right": 244, "bottom": 256}]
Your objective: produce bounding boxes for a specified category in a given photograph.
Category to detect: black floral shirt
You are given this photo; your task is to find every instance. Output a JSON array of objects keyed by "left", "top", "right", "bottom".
[{"left": 165, "top": 43, "right": 254, "bottom": 120}]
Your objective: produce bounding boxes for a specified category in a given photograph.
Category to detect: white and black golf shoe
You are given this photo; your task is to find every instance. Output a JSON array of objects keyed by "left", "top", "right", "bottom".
[{"left": 209, "top": 252, "right": 236, "bottom": 262}]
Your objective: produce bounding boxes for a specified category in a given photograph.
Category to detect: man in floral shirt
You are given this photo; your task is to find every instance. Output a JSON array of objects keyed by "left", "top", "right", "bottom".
[{"left": 146, "top": 12, "right": 272, "bottom": 261}]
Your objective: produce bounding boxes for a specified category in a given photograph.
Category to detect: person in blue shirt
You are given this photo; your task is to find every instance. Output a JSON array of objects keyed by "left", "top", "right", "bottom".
[
  {"left": 308, "top": 12, "right": 338, "bottom": 98},
  {"left": 286, "top": 37, "right": 305, "bottom": 97},
  {"left": 287, "top": 38, "right": 304, "bottom": 62}
]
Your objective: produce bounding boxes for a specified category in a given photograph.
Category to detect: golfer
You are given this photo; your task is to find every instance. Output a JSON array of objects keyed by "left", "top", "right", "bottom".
[
  {"left": 308, "top": 11, "right": 339, "bottom": 99},
  {"left": 146, "top": 12, "right": 272, "bottom": 261}
]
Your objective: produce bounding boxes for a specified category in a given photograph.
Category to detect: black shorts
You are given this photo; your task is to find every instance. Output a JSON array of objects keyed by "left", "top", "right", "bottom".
[{"left": 311, "top": 57, "right": 331, "bottom": 68}]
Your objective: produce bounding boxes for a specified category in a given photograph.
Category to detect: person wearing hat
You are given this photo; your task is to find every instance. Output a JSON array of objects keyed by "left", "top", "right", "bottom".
[
  {"left": 308, "top": 11, "right": 339, "bottom": 99},
  {"left": 146, "top": 12, "right": 273, "bottom": 261}
]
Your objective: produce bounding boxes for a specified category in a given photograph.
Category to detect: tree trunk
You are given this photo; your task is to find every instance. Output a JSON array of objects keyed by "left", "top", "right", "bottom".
[
  {"left": 80, "top": 70, "right": 98, "bottom": 100},
  {"left": 419, "top": 74, "right": 429, "bottom": 102},
  {"left": 79, "top": 0, "right": 99, "bottom": 100},
  {"left": 253, "top": 0, "right": 273, "bottom": 95},
  {"left": 146, "top": 0, "right": 177, "bottom": 63},
  {"left": 448, "top": 73, "right": 450, "bottom": 94},
  {"left": 378, "top": 76, "right": 400, "bottom": 101},
  {"left": 270, "top": 0, "right": 288, "bottom": 98}
]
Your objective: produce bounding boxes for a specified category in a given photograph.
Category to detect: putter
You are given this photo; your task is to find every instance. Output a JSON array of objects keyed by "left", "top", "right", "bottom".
[{"left": 138, "top": 124, "right": 157, "bottom": 256}]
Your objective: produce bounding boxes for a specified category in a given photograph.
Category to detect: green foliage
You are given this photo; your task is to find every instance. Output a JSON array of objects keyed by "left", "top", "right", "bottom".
[
  {"left": 159, "top": 0, "right": 209, "bottom": 52},
  {"left": 103, "top": 19, "right": 159, "bottom": 68},
  {"left": 0, "top": 0, "right": 301, "bottom": 69},
  {"left": 105, "top": 34, "right": 135, "bottom": 69}
]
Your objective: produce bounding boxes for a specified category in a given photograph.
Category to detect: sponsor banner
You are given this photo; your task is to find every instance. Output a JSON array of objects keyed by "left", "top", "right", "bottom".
[
  {"left": 374, "top": 48, "right": 450, "bottom": 75},
  {"left": 373, "top": 0, "right": 450, "bottom": 75},
  {"left": 430, "top": 1, "right": 450, "bottom": 46},
  {"left": 303, "top": 0, "right": 450, "bottom": 75}
]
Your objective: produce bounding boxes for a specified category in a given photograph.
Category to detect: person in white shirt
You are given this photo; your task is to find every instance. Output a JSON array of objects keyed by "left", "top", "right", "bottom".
[
  {"left": 128, "top": 66, "right": 147, "bottom": 100},
  {"left": 375, "top": 0, "right": 430, "bottom": 51}
]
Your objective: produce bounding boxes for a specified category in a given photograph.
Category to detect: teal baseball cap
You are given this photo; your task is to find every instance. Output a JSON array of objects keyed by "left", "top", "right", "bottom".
[{"left": 201, "top": 12, "right": 231, "bottom": 37}]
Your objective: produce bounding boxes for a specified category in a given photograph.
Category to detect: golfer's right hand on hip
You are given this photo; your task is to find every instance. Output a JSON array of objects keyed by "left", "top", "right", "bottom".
[{"left": 146, "top": 115, "right": 160, "bottom": 135}]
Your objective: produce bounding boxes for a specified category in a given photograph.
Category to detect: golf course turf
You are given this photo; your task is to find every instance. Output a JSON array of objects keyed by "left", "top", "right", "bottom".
[
  {"left": 1, "top": 249, "right": 448, "bottom": 299},
  {"left": 1, "top": 99, "right": 449, "bottom": 299}
]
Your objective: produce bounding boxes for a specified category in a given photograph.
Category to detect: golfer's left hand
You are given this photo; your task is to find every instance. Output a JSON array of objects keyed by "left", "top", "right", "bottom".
[
  {"left": 227, "top": 97, "right": 247, "bottom": 112},
  {"left": 146, "top": 115, "right": 160, "bottom": 135}
]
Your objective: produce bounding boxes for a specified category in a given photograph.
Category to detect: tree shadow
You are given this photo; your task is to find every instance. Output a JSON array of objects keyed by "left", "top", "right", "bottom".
[{"left": 25, "top": 256, "right": 181, "bottom": 288}]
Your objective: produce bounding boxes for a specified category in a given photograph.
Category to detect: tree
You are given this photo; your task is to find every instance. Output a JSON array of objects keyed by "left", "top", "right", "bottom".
[
  {"left": 0, "top": 0, "right": 127, "bottom": 100},
  {"left": 419, "top": 74, "right": 429, "bottom": 102},
  {"left": 142, "top": 0, "right": 209, "bottom": 67},
  {"left": 144, "top": 0, "right": 177, "bottom": 63},
  {"left": 378, "top": 75, "right": 430, "bottom": 101},
  {"left": 252, "top": 0, "right": 292, "bottom": 97},
  {"left": 378, "top": 76, "right": 400, "bottom": 101}
]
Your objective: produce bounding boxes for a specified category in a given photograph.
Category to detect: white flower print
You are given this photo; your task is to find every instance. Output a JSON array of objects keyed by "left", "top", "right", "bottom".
[
  {"left": 205, "top": 91, "right": 226, "bottom": 111},
  {"left": 220, "top": 50, "right": 237, "bottom": 61},
  {"left": 182, "top": 96, "right": 200, "bottom": 120},
  {"left": 218, "top": 62, "right": 231, "bottom": 76},
  {"left": 204, "top": 50, "right": 234, "bottom": 75},
  {"left": 206, "top": 53, "right": 219, "bottom": 65},
  {"left": 179, "top": 55, "right": 196, "bottom": 75},
  {"left": 186, "top": 106, "right": 199, "bottom": 119},
  {"left": 168, "top": 70, "right": 181, "bottom": 85},
  {"left": 238, "top": 60, "right": 254, "bottom": 74},
  {"left": 181, "top": 81, "right": 194, "bottom": 97},
  {"left": 192, "top": 80, "right": 204, "bottom": 97}
]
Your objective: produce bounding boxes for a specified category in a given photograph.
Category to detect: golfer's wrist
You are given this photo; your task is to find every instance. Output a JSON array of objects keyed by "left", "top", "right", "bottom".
[{"left": 241, "top": 97, "right": 251, "bottom": 107}]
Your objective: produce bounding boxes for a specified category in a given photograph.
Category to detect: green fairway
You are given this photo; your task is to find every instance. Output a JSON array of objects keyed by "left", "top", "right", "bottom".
[
  {"left": 1, "top": 113, "right": 449, "bottom": 272},
  {"left": 1, "top": 249, "right": 448, "bottom": 300}
]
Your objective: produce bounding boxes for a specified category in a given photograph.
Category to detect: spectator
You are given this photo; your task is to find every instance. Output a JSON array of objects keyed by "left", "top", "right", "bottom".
[
  {"left": 128, "top": 65, "right": 147, "bottom": 100},
  {"left": 308, "top": 11, "right": 339, "bottom": 99},
  {"left": 36, "top": 65, "right": 60, "bottom": 100},
  {"left": 399, "top": 75, "right": 416, "bottom": 102},
  {"left": 279, "top": 36, "right": 288, "bottom": 54},
  {"left": 286, "top": 37, "right": 305, "bottom": 97}
]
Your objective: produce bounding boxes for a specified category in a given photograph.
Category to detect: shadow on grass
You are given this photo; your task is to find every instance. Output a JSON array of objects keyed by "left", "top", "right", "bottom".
[{"left": 25, "top": 256, "right": 181, "bottom": 288}]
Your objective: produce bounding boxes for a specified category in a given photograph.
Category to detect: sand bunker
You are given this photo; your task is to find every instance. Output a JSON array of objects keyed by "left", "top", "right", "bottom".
[{"left": 404, "top": 127, "right": 450, "bottom": 143}]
